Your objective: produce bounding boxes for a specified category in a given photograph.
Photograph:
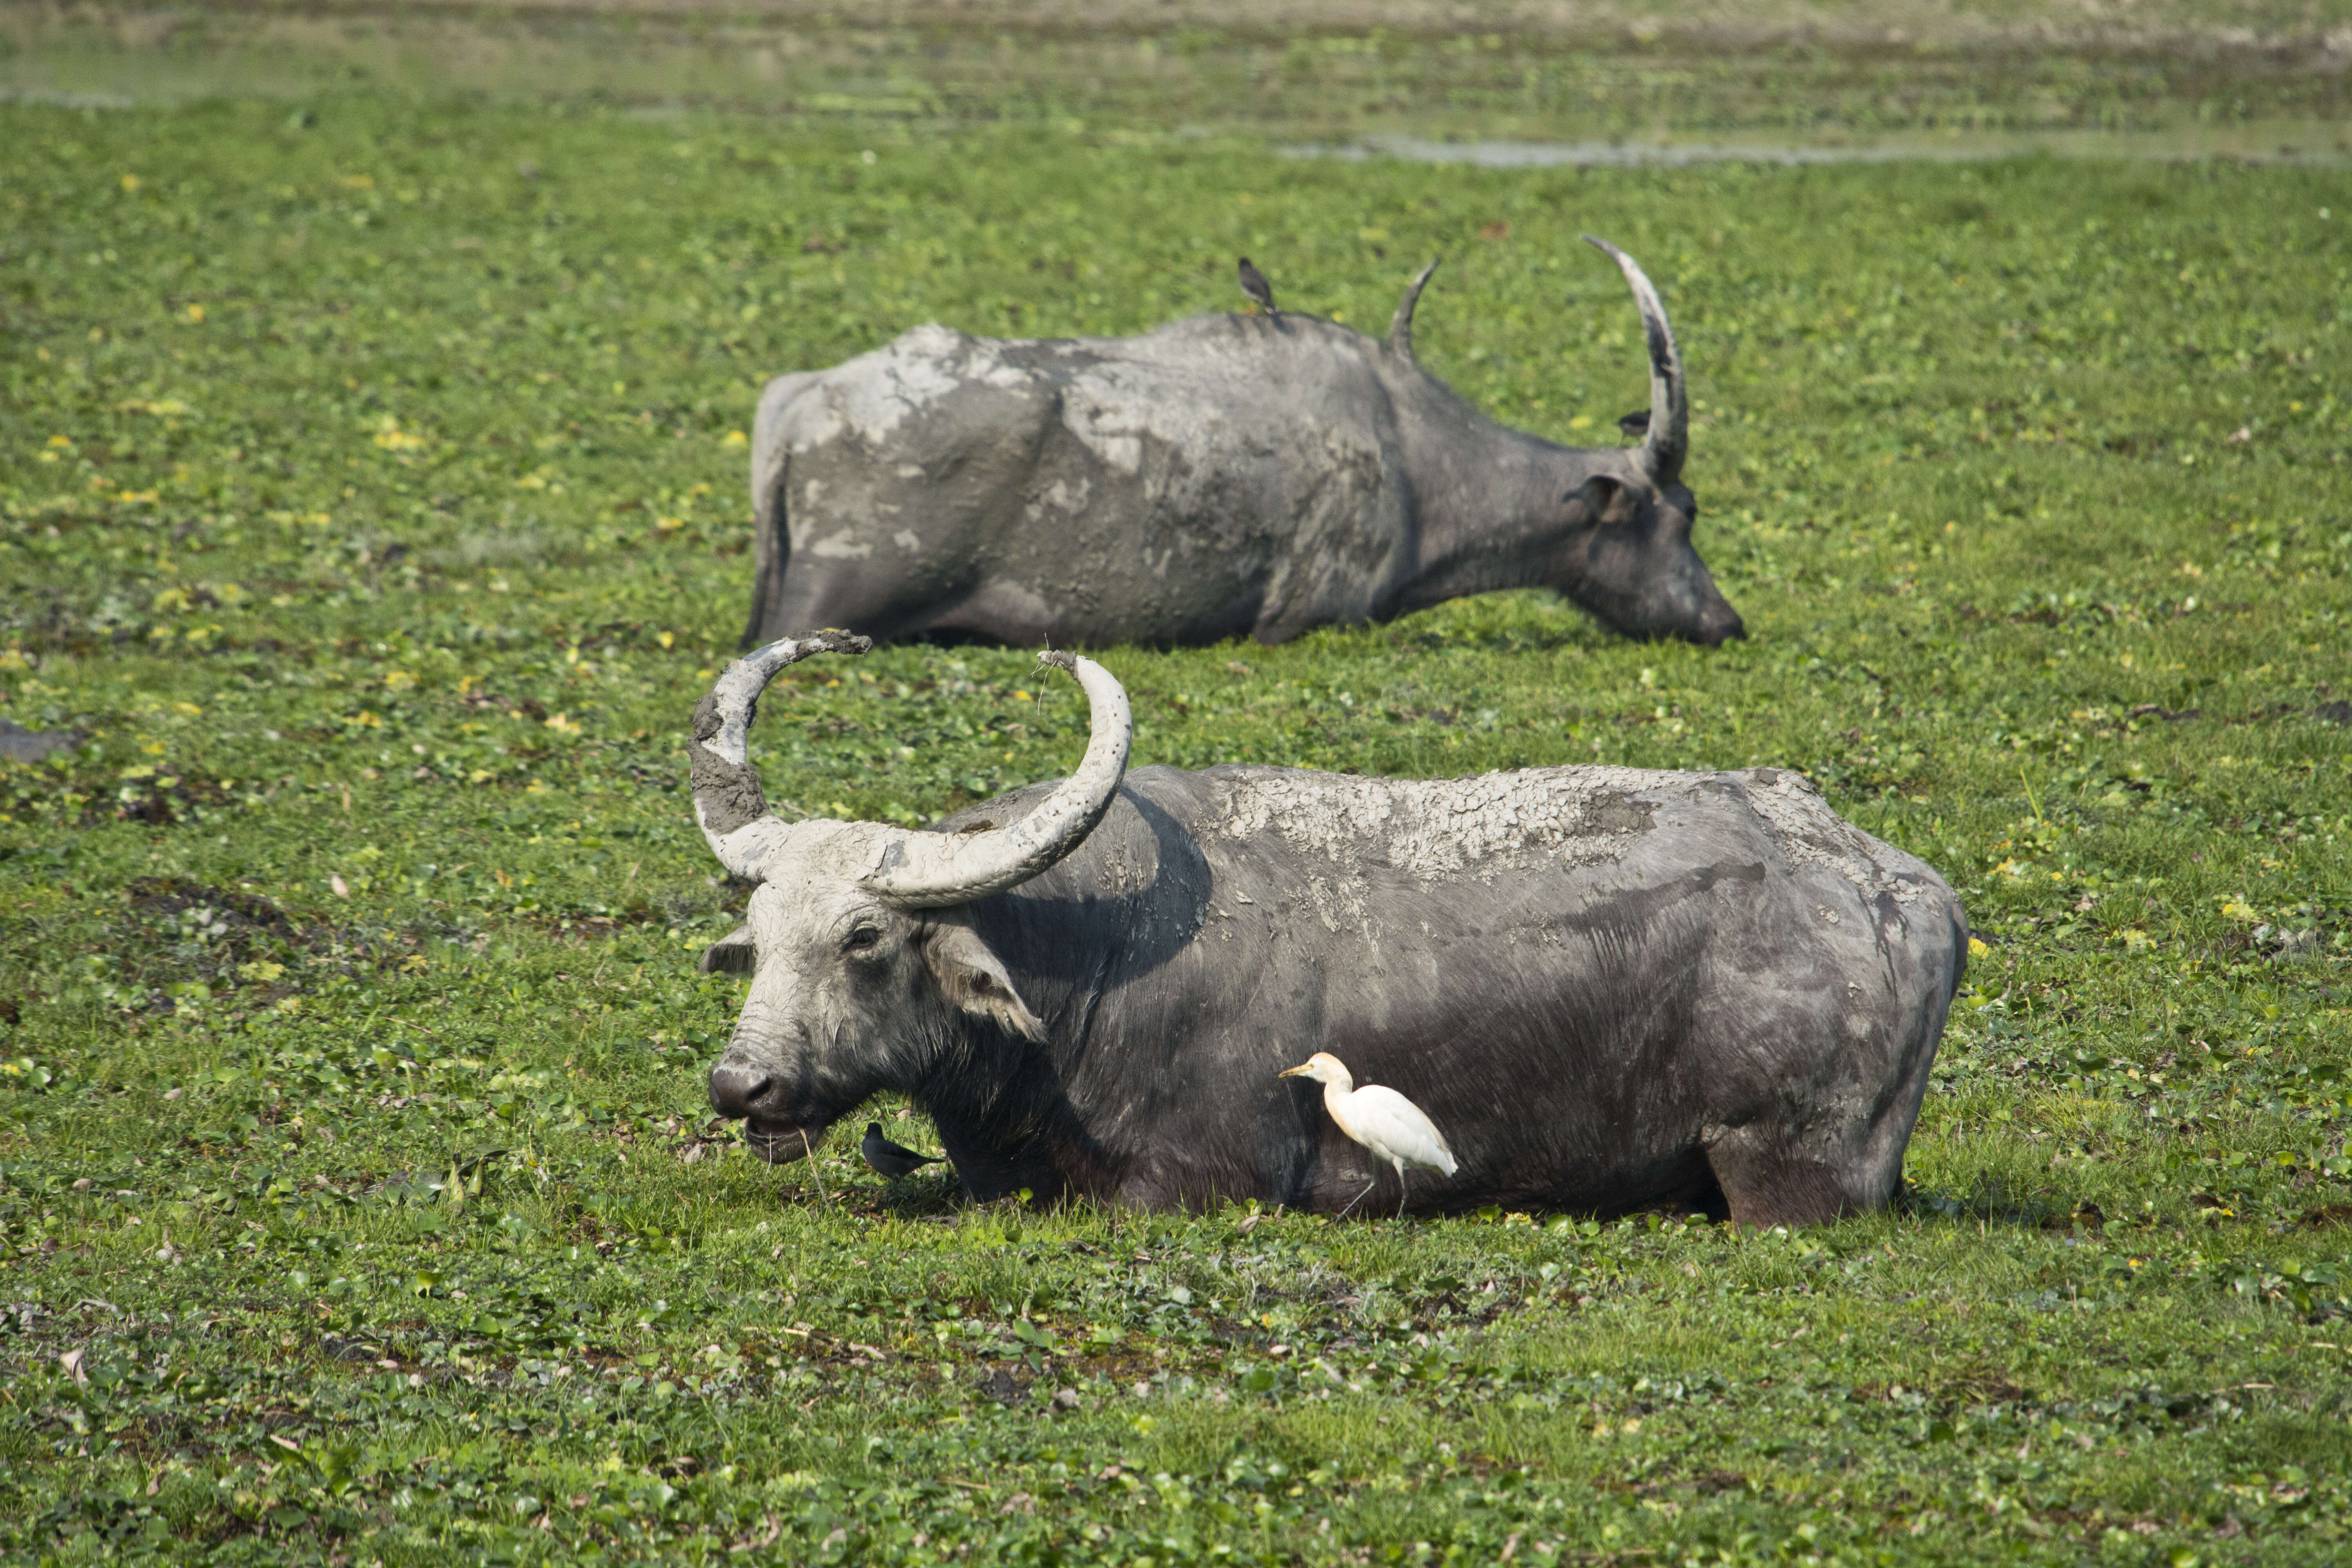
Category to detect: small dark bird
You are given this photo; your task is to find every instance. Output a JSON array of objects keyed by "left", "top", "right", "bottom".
[
  {"left": 1617, "top": 408, "right": 1651, "bottom": 437},
  {"left": 1237, "top": 257, "right": 1277, "bottom": 319},
  {"left": 861, "top": 1121, "right": 944, "bottom": 1178}
]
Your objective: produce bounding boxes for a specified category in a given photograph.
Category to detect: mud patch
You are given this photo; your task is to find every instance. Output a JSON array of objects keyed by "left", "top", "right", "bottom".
[
  {"left": 123, "top": 877, "right": 305, "bottom": 979},
  {"left": 4, "top": 758, "right": 248, "bottom": 830},
  {"left": 127, "top": 876, "right": 300, "bottom": 940},
  {"left": 113, "top": 877, "right": 442, "bottom": 1006},
  {"left": 976, "top": 1365, "right": 1029, "bottom": 1406},
  {"left": 109, "top": 767, "right": 240, "bottom": 826},
  {"left": 1589, "top": 792, "right": 1654, "bottom": 834}
]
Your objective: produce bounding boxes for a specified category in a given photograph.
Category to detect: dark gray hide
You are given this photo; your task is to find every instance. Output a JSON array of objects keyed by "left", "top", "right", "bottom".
[
  {"left": 739, "top": 241, "right": 1743, "bottom": 651},
  {"left": 700, "top": 672, "right": 1962, "bottom": 1227},
  {"left": 0, "top": 719, "right": 83, "bottom": 764}
]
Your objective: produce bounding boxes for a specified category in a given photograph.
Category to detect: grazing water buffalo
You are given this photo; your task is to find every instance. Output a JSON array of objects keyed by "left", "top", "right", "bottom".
[
  {"left": 691, "top": 634, "right": 1965, "bottom": 1225},
  {"left": 738, "top": 239, "right": 1743, "bottom": 652}
]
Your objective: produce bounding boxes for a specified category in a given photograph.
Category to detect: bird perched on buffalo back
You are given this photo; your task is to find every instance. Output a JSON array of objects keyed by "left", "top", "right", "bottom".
[
  {"left": 1236, "top": 257, "right": 1278, "bottom": 320},
  {"left": 861, "top": 1121, "right": 944, "bottom": 1178}
]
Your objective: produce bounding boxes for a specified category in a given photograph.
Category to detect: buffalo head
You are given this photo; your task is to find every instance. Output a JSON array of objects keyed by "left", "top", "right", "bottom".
[
  {"left": 1557, "top": 238, "right": 1741, "bottom": 648},
  {"left": 1391, "top": 240, "right": 1744, "bottom": 647},
  {"left": 688, "top": 632, "right": 1130, "bottom": 1163},
  {"left": 1550, "top": 468, "right": 1742, "bottom": 648}
]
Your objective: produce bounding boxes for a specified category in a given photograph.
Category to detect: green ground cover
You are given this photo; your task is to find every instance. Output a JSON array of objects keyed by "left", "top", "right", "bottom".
[
  {"left": 9, "top": 0, "right": 2352, "bottom": 156},
  {"left": 1, "top": 91, "right": 2350, "bottom": 1564}
]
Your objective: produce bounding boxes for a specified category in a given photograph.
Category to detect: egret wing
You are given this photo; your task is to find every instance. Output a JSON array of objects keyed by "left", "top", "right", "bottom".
[{"left": 1347, "top": 1085, "right": 1457, "bottom": 1176}]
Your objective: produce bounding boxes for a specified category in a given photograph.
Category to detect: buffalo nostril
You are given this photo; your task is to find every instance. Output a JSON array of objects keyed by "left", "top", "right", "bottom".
[
  {"left": 708, "top": 1064, "right": 773, "bottom": 1118},
  {"left": 1696, "top": 605, "right": 1746, "bottom": 646}
]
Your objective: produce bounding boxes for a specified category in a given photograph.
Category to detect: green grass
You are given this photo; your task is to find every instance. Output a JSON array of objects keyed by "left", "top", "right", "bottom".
[
  {"left": 8, "top": 0, "right": 2352, "bottom": 154},
  {"left": 2, "top": 91, "right": 2350, "bottom": 1565}
]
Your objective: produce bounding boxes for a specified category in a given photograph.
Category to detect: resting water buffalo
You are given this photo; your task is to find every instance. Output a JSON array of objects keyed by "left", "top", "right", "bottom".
[
  {"left": 692, "top": 634, "right": 1965, "bottom": 1225},
  {"left": 739, "top": 239, "right": 1743, "bottom": 652}
]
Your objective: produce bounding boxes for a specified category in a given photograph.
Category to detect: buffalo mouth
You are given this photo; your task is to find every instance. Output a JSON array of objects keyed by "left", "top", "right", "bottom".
[
  {"left": 1692, "top": 613, "right": 1746, "bottom": 648},
  {"left": 740, "top": 1118, "right": 832, "bottom": 1165}
]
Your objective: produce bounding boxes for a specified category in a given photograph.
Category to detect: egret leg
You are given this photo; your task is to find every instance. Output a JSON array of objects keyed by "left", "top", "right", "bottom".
[
  {"left": 1394, "top": 1160, "right": 1408, "bottom": 1220},
  {"left": 1333, "top": 1178, "right": 1378, "bottom": 1222}
]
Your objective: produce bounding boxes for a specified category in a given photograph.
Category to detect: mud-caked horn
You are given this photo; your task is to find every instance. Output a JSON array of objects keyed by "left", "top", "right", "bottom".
[
  {"left": 863, "top": 651, "right": 1131, "bottom": 908},
  {"left": 1583, "top": 236, "right": 1688, "bottom": 490},
  {"left": 689, "top": 629, "right": 871, "bottom": 878}
]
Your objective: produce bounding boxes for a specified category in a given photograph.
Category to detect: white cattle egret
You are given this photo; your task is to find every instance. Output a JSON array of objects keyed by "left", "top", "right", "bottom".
[{"left": 1279, "top": 1051, "right": 1457, "bottom": 1218}]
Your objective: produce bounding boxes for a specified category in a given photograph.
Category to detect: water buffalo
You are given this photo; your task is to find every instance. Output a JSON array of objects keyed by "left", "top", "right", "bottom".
[
  {"left": 692, "top": 634, "right": 1965, "bottom": 1226},
  {"left": 738, "top": 238, "right": 1743, "bottom": 652}
]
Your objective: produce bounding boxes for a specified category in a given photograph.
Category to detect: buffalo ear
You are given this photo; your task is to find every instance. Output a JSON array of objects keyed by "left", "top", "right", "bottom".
[
  {"left": 923, "top": 920, "right": 1045, "bottom": 1042},
  {"left": 698, "top": 924, "right": 757, "bottom": 976},
  {"left": 1566, "top": 474, "right": 1633, "bottom": 526}
]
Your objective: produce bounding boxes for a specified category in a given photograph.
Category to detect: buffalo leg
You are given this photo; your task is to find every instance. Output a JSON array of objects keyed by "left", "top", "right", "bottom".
[{"left": 1703, "top": 1131, "right": 1853, "bottom": 1230}]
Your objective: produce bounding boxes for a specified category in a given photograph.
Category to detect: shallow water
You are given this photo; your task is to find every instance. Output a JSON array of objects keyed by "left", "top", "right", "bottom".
[
  {"left": 1289, "top": 126, "right": 2352, "bottom": 169},
  {"left": 1282, "top": 127, "right": 2352, "bottom": 169}
]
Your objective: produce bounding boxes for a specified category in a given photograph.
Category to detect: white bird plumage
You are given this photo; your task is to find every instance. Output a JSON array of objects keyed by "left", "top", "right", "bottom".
[{"left": 1279, "top": 1051, "right": 1457, "bottom": 1219}]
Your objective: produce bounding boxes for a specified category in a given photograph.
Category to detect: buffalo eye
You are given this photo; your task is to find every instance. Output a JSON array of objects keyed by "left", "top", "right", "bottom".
[{"left": 843, "top": 924, "right": 884, "bottom": 955}]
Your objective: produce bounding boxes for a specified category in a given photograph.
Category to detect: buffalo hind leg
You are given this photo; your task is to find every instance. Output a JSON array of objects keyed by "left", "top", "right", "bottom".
[{"left": 1703, "top": 1130, "right": 1856, "bottom": 1230}]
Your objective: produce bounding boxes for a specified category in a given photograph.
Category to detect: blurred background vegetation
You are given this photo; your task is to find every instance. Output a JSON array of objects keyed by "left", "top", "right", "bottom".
[{"left": 6, "top": 0, "right": 2352, "bottom": 156}]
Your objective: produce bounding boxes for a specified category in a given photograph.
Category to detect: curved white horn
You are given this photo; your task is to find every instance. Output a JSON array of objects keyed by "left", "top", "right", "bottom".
[
  {"left": 1583, "top": 235, "right": 1688, "bottom": 488},
  {"left": 862, "top": 651, "right": 1131, "bottom": 908},
  {"left": 689, "top": 629, "right": 871, "bottom": 879}
]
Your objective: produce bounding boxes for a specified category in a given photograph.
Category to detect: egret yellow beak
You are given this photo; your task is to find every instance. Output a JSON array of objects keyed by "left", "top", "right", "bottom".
[{"left": 1277, "top": 1063, "right": 1309, "bottom": 1079}]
